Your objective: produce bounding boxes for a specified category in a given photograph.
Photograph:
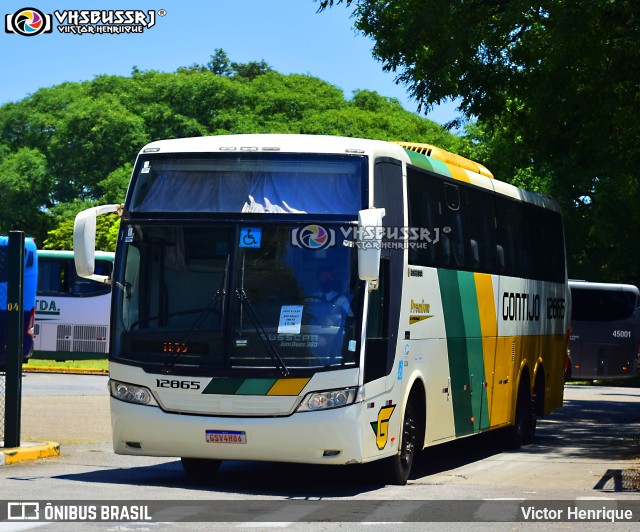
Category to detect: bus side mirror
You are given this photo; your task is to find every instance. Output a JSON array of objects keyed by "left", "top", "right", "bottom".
[
  {"left": 357, "top": 207, "right": 386, "bottom": 289},
  {"left": 73, "top": 204, "right": 121, "bottom": 283}
]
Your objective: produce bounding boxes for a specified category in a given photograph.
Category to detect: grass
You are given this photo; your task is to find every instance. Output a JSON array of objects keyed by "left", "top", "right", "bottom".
[
  {"left": 567, "top": 373, "right": 640, "bottom": 388},
  {"left": 23, "top": 358, "right": 108, "bottom": 372}
]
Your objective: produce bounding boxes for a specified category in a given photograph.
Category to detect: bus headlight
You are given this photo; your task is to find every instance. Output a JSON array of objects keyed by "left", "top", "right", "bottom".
[
  {"left": 109, "top": 379, "right": 158, "bottom": 407},
  {"left": 297, "top": 387, "right": 361, "bottom": 412}
]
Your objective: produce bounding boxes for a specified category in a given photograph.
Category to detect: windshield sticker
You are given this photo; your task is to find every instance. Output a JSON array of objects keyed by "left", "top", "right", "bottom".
[
  {"left": 278, "top": 305, "right": 303, "bottom": 334},
  {"left": 239, "top": 227, "right": 262, "bottom": 248}
]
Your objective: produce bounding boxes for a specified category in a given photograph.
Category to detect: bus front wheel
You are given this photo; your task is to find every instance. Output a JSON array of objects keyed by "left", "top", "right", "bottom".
[
  {"left": 381, "top": 398, "right": 417, "bottom": 485},
  {"left": 181, "top": 457, "right": 222, "bottom": 479}
]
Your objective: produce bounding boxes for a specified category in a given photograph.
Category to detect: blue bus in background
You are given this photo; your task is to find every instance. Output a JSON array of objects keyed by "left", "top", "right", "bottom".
[{"left": 0, "top": 236, "right": 38, "bottom": 368}]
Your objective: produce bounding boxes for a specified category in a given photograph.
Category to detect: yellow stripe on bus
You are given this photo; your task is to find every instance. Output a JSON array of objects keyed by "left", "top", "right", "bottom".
[
  {"left": 267, "top": 378, "right": 311, "bottom": 396},
  {"left": 444, "top": 163, "right": 471, "bottom": 183},
  {"left": 473, "top": 273, "right": 498, "bottom": 423}
]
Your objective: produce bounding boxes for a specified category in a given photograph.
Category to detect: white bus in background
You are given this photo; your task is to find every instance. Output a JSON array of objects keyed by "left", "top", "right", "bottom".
[
  {"left": 34, "top": 249, "right": 114, "bottom": 360},
  {"left": 568, "top": 281, "right": 640, "bottom": 380}
]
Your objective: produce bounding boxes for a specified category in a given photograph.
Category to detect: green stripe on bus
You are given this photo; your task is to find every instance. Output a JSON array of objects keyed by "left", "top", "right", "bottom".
[
  {"left": 438, "top": 269, "right": 473, "bottom": 436},
  {"left": 438, "top": 269, "right": 490, "bottom": 434},
  {"left": 458, "top": 271, "right": 489, "bottom": 431},
  {"left": 203, "top": 378, "right": 245, "bottom": 395},
  {"left": 235, "top": 379, "right": 277, "bottom": 395},
  {"left": 203, "top": 378, "right": 285, "bottom": 395},
  {"left": 428, "top": 157, "right": 452, "bottom": 178},
  {"left": 458, "top": 272, "right": 481, "bottom": 337},
  {"left": 402, "top": 148, "right": 453, "bottom": 179},
  {"left": 404, "top": 148, "right": 435, "bottom": 172}
]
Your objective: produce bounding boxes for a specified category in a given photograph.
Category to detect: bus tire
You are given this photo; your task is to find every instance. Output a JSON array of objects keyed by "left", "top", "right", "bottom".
[
  {"left": 506, "top": 382, "right": 535, "bottom": 449},
  {"left": 527, "top": 374, "right": 544, "bottom": 445},
  {"left": 381, "top": 396, "right": 418, "bottom": 485},
  {"left": 181, "top": 457, "right": 222, "bottom": 479}
]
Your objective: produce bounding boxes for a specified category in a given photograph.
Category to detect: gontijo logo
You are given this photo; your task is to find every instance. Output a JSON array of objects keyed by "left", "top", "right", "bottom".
[{"left": 5, "top": 7, "right": 52, "bottom": 36}]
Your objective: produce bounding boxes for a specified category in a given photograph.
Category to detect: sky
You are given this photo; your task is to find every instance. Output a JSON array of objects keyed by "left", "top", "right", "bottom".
[{"left": 1, "top": 0, "right": 458, "bottom": 126}]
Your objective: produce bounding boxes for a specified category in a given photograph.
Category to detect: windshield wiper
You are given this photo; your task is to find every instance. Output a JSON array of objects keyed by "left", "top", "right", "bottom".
[
  {"left": 161, "top": 288, "right": 225, "bottom": 374},
  {"left": 131, "top": 303, "right": 220, "bottom": 330},
  {"left": 235, "top": 288, "right": 289, "bottom": 377},
  {"left": 162, "top": 255, "right": 230, "bottom": 374}
]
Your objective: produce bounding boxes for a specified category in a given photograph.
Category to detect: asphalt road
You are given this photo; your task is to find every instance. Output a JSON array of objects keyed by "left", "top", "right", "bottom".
[
  {"left": 18, "top": 373, "right": 111, "bottom": 445},
  {"left": 0, "top": 375, "right": 638, "bottom": 530}
]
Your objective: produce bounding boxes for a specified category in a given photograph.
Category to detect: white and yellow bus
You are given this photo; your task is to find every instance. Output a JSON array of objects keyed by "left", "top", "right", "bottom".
[{"left": 73, "top": 134, "right": 570, "bottom": 485}]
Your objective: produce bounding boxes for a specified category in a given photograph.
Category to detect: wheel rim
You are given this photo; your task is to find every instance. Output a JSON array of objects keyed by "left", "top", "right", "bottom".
[{"left": 399, "top": 405, "right": 416, "bottom": 471}]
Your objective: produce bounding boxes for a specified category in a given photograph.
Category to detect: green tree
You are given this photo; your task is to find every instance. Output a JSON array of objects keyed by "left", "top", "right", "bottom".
[
  {"left": 0, "top": 49, "right": 461, "bottom": 250},
  {"left": 319, "top": 0, "right": 640, "bottom": 284},
  {"left": 99, "top": 164, "right": 133, "bottom": 204},
  {"left": 206, "top": 48, "right": 232, "bottom": 76},
  {"left": 43, "top": 213, "right": 119, "bottom": 251},
  {"left": 0, "top": 147, "right": 51, "bottom": 236},
  {"left": 48, "top": 94, "right": 147, "bottom": 201}
]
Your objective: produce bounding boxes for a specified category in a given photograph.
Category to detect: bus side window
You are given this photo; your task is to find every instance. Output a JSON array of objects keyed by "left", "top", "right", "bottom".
[
  {"left": 463, "top": 186, "right": 496, "bottom": 273},
  {"left": 58, "top": 263, "right": 69, "bottom": 293},
  {"left": 406, "top": 167, "right": 439, "bottom": 267},
  {"left": 37, "top": 260, "right": 68, "bottom": 295},
  {"left": 444, "top": 183, "right": 465, "bottom": 268},
  {"left": 364, "top": 259, "right": 389, "bottom": 383},
  {"left": 496, "top": 197, "right": 524, "bottom": 277}
]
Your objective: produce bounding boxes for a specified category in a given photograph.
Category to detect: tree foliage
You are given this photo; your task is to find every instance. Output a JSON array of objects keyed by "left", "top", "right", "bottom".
[
  {"left": 0, "top": 51, "right": 459, "bottom": 250},
  {"left": 320, "top": 0, "right": 640, "bottom": 284}
]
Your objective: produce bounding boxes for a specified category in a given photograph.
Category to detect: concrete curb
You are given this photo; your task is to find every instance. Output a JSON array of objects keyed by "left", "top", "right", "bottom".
[
  {"left": 22, "top": 367, "right": 107, "bottom": 375},
  {"left": 0, "top": 441, "right": 60, "bottom": 466}
]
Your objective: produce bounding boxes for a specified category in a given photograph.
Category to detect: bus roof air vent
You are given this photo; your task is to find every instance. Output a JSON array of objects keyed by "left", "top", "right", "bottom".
[{"left": 395, "top": 141, "right": 494, "bottom": 179}]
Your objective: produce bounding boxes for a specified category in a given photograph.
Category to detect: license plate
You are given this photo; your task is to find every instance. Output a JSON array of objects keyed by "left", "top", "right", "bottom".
[{"left": 205, "top": 430, "right": 247, "bottom": 444}]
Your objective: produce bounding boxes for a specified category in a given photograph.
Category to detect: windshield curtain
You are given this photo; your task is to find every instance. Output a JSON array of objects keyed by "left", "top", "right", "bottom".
[
  {"left": 113, "top": 223, "right": 363, "bottom": 374},
  {"left": 128, "top": 154, "right": 365, "bottom": 215}
]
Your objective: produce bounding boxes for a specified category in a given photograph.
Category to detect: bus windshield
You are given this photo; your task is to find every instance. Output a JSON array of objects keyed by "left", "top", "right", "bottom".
[{"left": 113, "top": 223, "right": 363, "bottom": 373}]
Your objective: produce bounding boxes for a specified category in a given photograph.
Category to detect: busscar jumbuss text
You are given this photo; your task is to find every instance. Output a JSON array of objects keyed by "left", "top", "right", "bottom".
[{"left": 74, "top": 134, "right": 571, "bottom": 484}]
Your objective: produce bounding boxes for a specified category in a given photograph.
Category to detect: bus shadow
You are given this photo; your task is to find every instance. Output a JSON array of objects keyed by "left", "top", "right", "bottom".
[
  {"left": 410, "top": 432, "right": 504, "bottom": 478},
  {"left": 52, "top": 435, "right": 506, "bottom": 496},
  {"left": 53, "top": 459, "right": 388, "bottom": 497},
  {"left": 523, "top": 395, "right": 640, "bottom": 461},
  {"left": 52, "top": 391, "right": 640, "bottom": 494}
]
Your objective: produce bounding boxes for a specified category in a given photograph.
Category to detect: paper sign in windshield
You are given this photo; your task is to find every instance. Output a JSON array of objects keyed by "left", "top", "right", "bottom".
[{"left": 278, "top": 305, "right": 303, "bottom": 334}]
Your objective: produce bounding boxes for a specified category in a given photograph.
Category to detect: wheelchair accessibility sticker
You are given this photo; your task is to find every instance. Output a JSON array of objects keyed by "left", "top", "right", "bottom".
[{"left": 239, "top": 227, "right": 262, "bottom": 248}]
